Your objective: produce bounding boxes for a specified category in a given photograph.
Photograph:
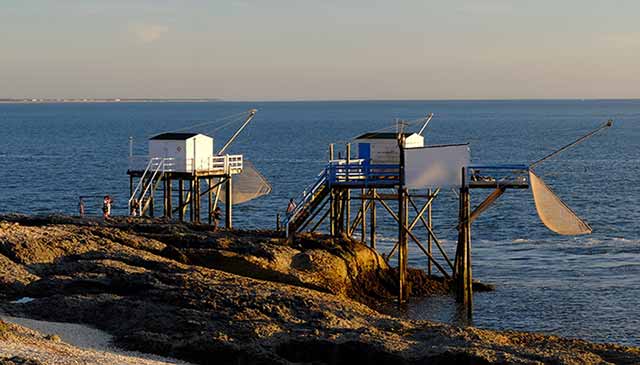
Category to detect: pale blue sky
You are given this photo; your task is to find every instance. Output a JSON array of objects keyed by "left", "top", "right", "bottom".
[{"left": 2, "top": 0, "right": 639, "bottom": 100}]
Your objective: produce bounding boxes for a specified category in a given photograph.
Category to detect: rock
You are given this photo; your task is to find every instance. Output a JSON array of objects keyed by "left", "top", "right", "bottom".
[
  {"left": 43, "top": 334, "right": 61, "bottom": 342},
  {"left": 0, "top": 214, "right": 637, "bottom": 365},
  {"left": 0, "top": 357, "right": 44, "bottom": 365}
]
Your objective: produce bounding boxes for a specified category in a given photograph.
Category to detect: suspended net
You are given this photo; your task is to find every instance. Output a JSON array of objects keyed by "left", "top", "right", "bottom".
[
  {"left": 529, "top": 170, "right": 592, "bottom": 235},
  {"left": 215, "top": 160, "right": 271, "bottom": 205}
]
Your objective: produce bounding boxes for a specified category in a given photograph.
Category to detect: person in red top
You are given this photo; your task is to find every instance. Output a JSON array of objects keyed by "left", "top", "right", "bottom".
[
  {"left": 102, "top": 195, "right": 113, "bottom": 219},
  {"left": 286, "top": 198, "right": 297, "bottom": 218}
]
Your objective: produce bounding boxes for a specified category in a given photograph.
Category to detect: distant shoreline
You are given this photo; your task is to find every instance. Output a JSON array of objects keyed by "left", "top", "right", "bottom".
[
  {"left": 2, "top": 98, "right": 640, "bottom": 104},
  {"left": 0, "top": 98, "right": 222, "bottom": 104}
]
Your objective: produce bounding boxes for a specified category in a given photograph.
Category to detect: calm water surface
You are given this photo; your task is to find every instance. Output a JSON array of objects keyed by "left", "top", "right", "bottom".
[{"left": 0, "top": 100, "right": 638, "bottom": 346}]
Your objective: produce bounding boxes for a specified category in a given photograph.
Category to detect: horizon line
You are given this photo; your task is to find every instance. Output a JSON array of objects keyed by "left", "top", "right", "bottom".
[{"left": 2, "top": 97, "right": 640, "bottom": 104}]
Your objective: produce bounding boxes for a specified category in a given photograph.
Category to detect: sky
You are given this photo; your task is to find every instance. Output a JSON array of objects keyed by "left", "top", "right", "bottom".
[{"left": 1, "top": 0, "right": 639, "bottom": 100}]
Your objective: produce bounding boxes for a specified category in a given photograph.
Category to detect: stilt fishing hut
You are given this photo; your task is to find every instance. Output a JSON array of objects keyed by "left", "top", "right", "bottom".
[
  {"left": 127, "top": 109, "right": 271, "bottom": 227},
  {"left": 285, "top": 114, "right": 612, "bottom": 319}
]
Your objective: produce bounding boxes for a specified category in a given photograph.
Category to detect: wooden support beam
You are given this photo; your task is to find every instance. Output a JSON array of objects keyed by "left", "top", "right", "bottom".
[
  {"left": 200, "top": 178, "right": 226, "bottom": 197},
  {"left": 407, "top": 197, "right": 455, "bottom": 272},
  {"left": 408, "top": 188, "right": 440, "bottom": 231},
  {"left": 361, "top": 188, "right": 367, "bottom": 243},
  {"left": 370, "top": 188, "right": 376, "bottom": 249},
  {"left": 427, "top": 188, "right": 432, "bottom": 276},
  {"left": 165, "top": 178, "right": 172, "bottom": 218},
  {"left": 353, "top": 193, "right": 434, "bottom": 200},
  {"left": 345, "top": 144, "right": 351, "bottom": 235},
  {"left": 194, "top": 178, "right": 201, "bottom": 223},
  {"left": 459, "top": 186, "right": 506, "bottom": 229},
  {"left": 465, "top": 191, "right": 472, "bottom": 319},
  {"left": 149, "top": 181, "right": 155, "bottom": 218},
  {"left": 298, "top": 196, "right": 330, "bottom": 232},
  {"left": 178, "top": 178, "right": 184, "bottom": 221},
  {"left": 309, "top": 206, "right": 331, "bottom": 233},
  {"left": 129, "top": 176, "right": 134, "bottom": 201},
  {"left": 189, "top": 180, "right": 194, "bottom": 222},
  {"left": 163, "top": 177, "right": 167, "bottom": 217},
  {"left": 348, "top": 204, "right": 363, "bottom": 236},
  {"left": 339, "top": 190, "right": 347, "bottom": 234},
  {"left": 329, "top": 189, "right": 335, "bottom": 236},
  {"left": 212, "top": 178, "right": 223, "bottom": 212},
  {"left": 225, "top": 176, "right": 232, "bottom": 229},
  {"left": 348, "top": 200, "right": 373, "bottom": 237},
  {"left": 398, "top": 187, "right": 408, "bottom": 303},
  {"left": 376, "top": 193, "right": 451, "bottom": 278},
  {"left": 455, "top": 167, "right": 473, "bottom": 318},
  {"left": 208, "top": 178, "right": 213, "bottom": 225}
]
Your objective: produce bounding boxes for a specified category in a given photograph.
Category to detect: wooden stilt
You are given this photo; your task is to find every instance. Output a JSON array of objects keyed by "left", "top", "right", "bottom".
[
  {"left": 208, "top": 178, "right": 213, "bottom": 225},
  {"left": 398, "top": 187, "right": 408, "bottom": 304},
  {"left": 361, "top": 188, "right": 367, "bottom": 243},
  {"left": 149, "top": 181, "right": 155, "bottom": 218},
  {"left": 194, "top": 178, "right": 201, "bottom": 223},
  {"left": 345, "top": 144, "right": 351, "bottom": 236},
  {"left": 189, "top": 180, "right": 194, "bottom": 222},
  {"left": 225, "top": 176, "right": 232, "bottom": 229},
  {"left": 455, "top": 167, "right": 473, "bottom": 318},
  {"left": 329, "top": 189, "right": 335, "bottom": 236},
  {"left": 427, "top": 189, "right": 432, "bottom": 275},
  {"left": 166, "top": 178, "right": 172, "bottom": 218},
  {"left": 370, "top": 188, "right": 376, "bottom": 249},
  {"left": 129, "top": 176, "right": 134, "bottom": 200},
  {"left": 348, "top": 204, "right": 364, "bottom": 236},
  {"left": 328, "top": 145, "right": 335, "bottom": 236},
  {"left": 465, "top": 191, "right": 473, "bottom": 319},
  {"left": 162, "top": 178, "right": 167, "bottom": 217},
  {"left": 178, "top": 178, "right": 184, "bottom": 221},
  {"left": 397, "top": 134, "right": 408, "bottom": 304},
  {"left": 339, "top": 190, "right": 347, "bottom": 234}
]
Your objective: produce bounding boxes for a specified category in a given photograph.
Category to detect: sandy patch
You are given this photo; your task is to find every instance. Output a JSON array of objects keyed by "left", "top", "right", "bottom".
[{"left": 0, "top": 315, "right": 193, "bottom": 365}]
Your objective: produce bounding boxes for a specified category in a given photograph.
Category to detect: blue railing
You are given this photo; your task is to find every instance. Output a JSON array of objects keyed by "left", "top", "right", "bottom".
[{"left": 327, "top": 161, "right": 400, "bottom": 186}]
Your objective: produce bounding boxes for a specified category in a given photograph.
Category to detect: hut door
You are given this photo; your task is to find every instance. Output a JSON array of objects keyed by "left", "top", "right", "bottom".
[{"left": 358, "top": 143, "right": 371, "bottom": 162}]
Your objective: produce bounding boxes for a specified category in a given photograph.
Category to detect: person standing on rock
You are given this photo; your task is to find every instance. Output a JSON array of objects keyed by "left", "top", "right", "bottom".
[
  {"left": 211, "top": 207, "right": 222, "bottom": 231},
  {"left": 130, "top": 198, "right": 140, "bottom": 217},
  {"left": 102, "top": 195, "right": 112, "bottom": 219},
  {"left": 286, "top": 198, "right": 297, "bottom": 218},
  {"left": 78, "top": 197, "right": 85, "bottom": 218}
]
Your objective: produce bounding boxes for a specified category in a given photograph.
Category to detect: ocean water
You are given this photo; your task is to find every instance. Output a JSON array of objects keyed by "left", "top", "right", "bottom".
[{"left": 0, "top": 100, "right": 638, "bottom": 346}]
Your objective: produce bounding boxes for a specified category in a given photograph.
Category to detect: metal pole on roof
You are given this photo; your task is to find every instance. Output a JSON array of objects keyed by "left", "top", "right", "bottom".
[
  {"left": 418, "top": 113, "right": 434, "bottom": 136},
  {"left": 217, "top": 109, "right": 258, "bottom": 155}
]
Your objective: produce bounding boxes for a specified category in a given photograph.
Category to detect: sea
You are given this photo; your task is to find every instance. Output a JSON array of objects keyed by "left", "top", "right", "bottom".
[{"left": 0, "top": 100, "right": 638, "bottom": 346}]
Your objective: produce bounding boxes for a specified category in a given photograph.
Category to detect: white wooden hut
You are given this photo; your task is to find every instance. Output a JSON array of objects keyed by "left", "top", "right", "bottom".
[
  {"left": 149, "top": 132, "right": 214, "bottom": 173},
  {"left": 354, "top": 132, "right": 424, "bottom": 164}
]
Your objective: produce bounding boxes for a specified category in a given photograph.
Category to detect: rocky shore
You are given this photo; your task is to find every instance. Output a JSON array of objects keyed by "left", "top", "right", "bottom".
[{"left": 0, "top": 214, "right": 638, "bottom": 364}]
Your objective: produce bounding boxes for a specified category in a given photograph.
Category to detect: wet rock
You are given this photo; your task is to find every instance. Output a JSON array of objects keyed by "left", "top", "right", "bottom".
[{"left": 0, "top": 214, "right": 637, "bottom": 365}]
